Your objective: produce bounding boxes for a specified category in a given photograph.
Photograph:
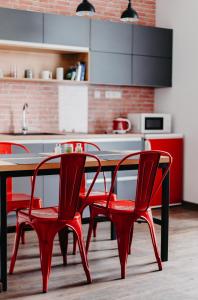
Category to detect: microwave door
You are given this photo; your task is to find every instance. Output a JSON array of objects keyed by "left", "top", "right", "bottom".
[{"left": 144, "top": 117, "right": 164, "bottom": 132}]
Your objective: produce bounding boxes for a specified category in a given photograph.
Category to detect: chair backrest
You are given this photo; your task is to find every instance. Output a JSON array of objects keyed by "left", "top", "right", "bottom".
[
  {"left": 60, "top": 141, "right": 106, "bottom": 194},
  {"left": 107, "top": 150, "right": 172, "bottom": 212},
  {"left": 0, "top": 142, "right": 30, "bottom": 196},
  {"left": 29, "top": 153, "right": 101, "bottom": 219}
]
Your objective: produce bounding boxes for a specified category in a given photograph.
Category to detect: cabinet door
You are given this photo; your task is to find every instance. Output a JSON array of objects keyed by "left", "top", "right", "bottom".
[
  {"left": 44, "top": 14, "right": 90, "bottom": 47},
  {"left": 43, "top": 143, "right": 59, "bottom": 207},
  {"left": 86, "top": 140, "right": 142, "bottom": 205},
  {"left": 87, "top": 140, "right": 143, "bottom": 178},
  {"left": 91, "top": 20, "right": 133, "bottom": 54},
  {"left": 90, "top": 51, "right": 132, "bottom": 85},
  {"left": 93, "top": 140, "right": 143, "bottom": 152},
  {"left": 0, "top": 8, "right": 43, "bottom": 43},
  {"left": 147, "top": 138, "right": 183, "bottom": 206},
  {"left": 132, "top": 55, "right": 172, "bottom": 87},
  {"left": 117, "top": 178, "right": 137, "bottom": 200},
  {"left": 133, "top": 25, "right": 173, "bottom": 58},
  {"left": 12, "top": 144, "right": 44, "bottom": 198}
]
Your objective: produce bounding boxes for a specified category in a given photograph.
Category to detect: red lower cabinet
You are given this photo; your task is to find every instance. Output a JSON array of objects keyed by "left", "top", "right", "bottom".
[
  {"left": 146, "top": 138, "right": 183, "bottom": 206},
  {"left": 0, "top": 144, "right": 12, "bottom": 194}
]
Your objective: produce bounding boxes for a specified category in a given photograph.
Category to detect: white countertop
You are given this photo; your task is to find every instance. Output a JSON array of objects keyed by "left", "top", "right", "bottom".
[
  {"left": 144, "top": 133, "right": 184, "bottom": 139},
  {"left": 0, "top": 133, "right": 144, "bottom": 144},
  {"left": 0, "top": 132, "right": 183, "bottom": 144}
]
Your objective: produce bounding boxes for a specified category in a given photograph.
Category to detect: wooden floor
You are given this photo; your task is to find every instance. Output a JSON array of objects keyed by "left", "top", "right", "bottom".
[{"left": 1, "top": 205, "right": 198, "bottom": 300}]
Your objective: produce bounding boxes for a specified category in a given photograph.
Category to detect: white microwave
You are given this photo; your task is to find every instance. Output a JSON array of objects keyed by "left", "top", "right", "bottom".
[{"left": 128, "top": 113, "right": 171, "bottom": 134}]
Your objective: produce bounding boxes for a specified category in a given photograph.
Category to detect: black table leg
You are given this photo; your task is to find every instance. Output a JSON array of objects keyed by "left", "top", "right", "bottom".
[
  {"left": 110, "top": 171, "right": 117, "bottom": 240},
  {"left": 161, "top": 168, "right": 170, "bottom": 262},
  {"left": 0, "top": 176, "right": 7, "bottom": 291}
]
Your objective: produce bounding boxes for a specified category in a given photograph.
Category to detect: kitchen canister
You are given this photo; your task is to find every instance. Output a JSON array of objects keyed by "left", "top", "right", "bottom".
[
  {"left": 24, "top": 69, "right": 33, "bottom": 79},
  {"left": 56, "top": 67, "right": 64, "bottom": 80},
  {"left": 64, "top": 144, "right": 73, "bottom": 153},
  {"left": 41, "top": 70, "right": 52, "bottom": 80}
]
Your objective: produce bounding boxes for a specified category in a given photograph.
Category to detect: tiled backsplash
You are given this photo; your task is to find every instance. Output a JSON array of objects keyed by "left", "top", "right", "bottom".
[{"left": 0, "top": 0, "right": 156, "bottom": 133}]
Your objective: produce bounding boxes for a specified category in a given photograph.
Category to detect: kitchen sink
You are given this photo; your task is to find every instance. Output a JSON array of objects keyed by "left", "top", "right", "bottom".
[{"left": 3, "top": 132, "right": 65, "bottom": 136}]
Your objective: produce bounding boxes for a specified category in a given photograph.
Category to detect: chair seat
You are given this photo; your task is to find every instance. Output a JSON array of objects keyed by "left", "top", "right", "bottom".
[
  {"left": 78, "top": 191, "right": 117, "bottom": 213},
  {"left": 7, "top": 193, "right": 42, "bottom": 213},
  {"left": 79, "top": 191, "right": 117, "bottom": 201},
  {"left": 98, "top": 200, "right": 136, "bottom": 214},
  {"left": 19, "top": 207, "right": 80, "bottom": 221}
]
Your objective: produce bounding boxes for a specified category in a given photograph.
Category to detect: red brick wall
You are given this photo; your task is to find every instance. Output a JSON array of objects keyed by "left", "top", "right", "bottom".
[
  {"left": 0, "top": 82, "right": 58, "bottom": 133},
  {"left": 0, "top": 1, "right": 155, "bottom": 133},
  {"left": 89, "top": 85, "right": 154, "bottom": 133},
  {"left": 0, "top": 1, "right": 155, "bottom": 26}
]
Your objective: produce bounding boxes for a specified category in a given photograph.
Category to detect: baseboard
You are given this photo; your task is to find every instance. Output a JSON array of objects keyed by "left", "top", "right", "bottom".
[
  {"left": 182, "top": 201, "right": 198, "bottom": 210},
  {"left": 151, "top": 202, "right": 183, "bottom": 209}
]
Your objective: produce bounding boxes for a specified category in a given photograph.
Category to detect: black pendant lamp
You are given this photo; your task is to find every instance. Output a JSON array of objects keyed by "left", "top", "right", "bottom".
[
  {"left": 121, "top": 0, "right": 139, "bottom": 22},
  {"left": 76, "top": 0, "right": 95, "bottom": 17}
]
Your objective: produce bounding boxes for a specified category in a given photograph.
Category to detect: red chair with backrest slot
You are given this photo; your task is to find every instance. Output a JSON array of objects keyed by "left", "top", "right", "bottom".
[
  {"left": 60, "top": 141, "right": 117, "bottom": 254},
  {"left": 86, "top": 150, "right": 172, "bottom": 278},
  {"left": 9, "top": 152, "right": 101, "bottom": 293},
  {"left": 0, "top": 142, "right": 42, "bottom": 243}
]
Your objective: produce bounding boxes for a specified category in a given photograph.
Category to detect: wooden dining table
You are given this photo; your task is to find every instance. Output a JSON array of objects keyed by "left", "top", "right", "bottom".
[{"left": 0, "top": 151, "right": 170, "bottom": 292}]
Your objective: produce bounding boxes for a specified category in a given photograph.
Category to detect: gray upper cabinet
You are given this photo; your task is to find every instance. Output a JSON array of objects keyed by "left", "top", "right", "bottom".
[
  {"left": 90, "top": 51, "right": 132, "bottom": 85},
  {"left": 132, "top": 55, "right": 172, "bottom": 87},
  {"left": 44, "top": 14, "right": 90, "bottom": 47},
  {"left": 0, "top": 8, "right": 43, "bottom": 43},
  {"left": 0, "top": 7, "right": 173, "bottom": 88},
  {"left": 133, "top": 25, "right": 173, "bottom": 58},
  {"left": 90, "top": 20, "right": 133, "bottom": 54}
]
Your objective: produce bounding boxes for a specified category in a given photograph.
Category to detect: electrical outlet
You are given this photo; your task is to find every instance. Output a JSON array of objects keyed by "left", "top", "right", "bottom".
[
  {"left": 105, "top": 91, "right": 122, "bottom": 99},
  {"left": 94, "top": 90, "right": 101, "bottom": 99}
]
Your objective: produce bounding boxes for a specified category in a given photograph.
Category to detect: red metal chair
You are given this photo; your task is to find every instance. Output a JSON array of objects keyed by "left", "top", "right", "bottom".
[
  {"left": 60, "top": 141, "right": 116, "bottom": 254},
  {"left": 0, "top": 142, "right": 42, "bottom": 243},
  {"left": 86, "top": 150, "right": 172, "bottom": 278},
  {"left": 9, "top": 153, "right": 101, "bottom": 293}
]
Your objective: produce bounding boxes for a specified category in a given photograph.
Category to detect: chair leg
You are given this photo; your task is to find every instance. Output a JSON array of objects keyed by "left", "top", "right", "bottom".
[
  {"left": 58, "top": 227, "right": 68, "bottom": 265},
  {"left": 86, "top": 208, "right": 97, "bottom": 253},
  {"left": 9, "top": 222, "right": 25, "bottom": 274},
  {"left": 74, "top": 222, "right": 92, "bottom": 284},
  {"left": 144, "top": 211, "right": 162, "bottom": 271},
  {"left": 14, "top": 210, "right": 26, "bottom": 244},
  {"left": 93, "top": 221, "right": 97, "bottom": 238},
  {"left": 36, "top": 225, "right": 56, "bottom": 293},
  {"left": 128, "top": 223, "right": 134, "bottom": 255},
  {"left": 21, "top": 228, "right": 25, "bottom": 244},
  {"left": 73, "top": 231, "right": 77, "bottom": 255},
  {"left": 112, "top": 215, "right": 132, "bottom": 279}
]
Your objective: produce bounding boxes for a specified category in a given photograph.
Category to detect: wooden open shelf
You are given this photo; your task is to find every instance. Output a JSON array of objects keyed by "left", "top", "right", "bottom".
[
  {"left": 0, "top": 77, "right": 89, "bottom": 84},
  {"left": 0, "top": 42, "right": 89, "bottom": 82}
]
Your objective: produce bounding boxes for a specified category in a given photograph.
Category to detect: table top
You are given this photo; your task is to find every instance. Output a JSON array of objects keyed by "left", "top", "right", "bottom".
[{"left": 0, "top": 151, "right": 169, "bottom": 173}]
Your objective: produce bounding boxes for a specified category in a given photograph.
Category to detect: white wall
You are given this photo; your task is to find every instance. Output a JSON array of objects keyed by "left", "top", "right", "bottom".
[{"left": 156, "top": 0, "right": 198, "bottom": 203}]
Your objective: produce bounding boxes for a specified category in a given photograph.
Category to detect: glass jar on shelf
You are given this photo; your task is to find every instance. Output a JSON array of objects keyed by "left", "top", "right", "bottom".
[{"left": 75, "top": 143, "right": 83, "bottom": 153}]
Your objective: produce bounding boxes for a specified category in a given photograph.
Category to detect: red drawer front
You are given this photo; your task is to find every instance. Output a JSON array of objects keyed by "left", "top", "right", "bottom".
[
  {"left": 0, "top": 144, "right": 12, "bottom": 194},
  {"left": 148, "top": 138, "right": 183, "bottom": 206}
]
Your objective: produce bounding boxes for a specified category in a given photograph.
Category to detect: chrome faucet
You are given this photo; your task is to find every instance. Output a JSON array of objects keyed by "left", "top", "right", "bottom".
[{"left": 22, "top": 103, "right": 28, "bottom": 134}]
